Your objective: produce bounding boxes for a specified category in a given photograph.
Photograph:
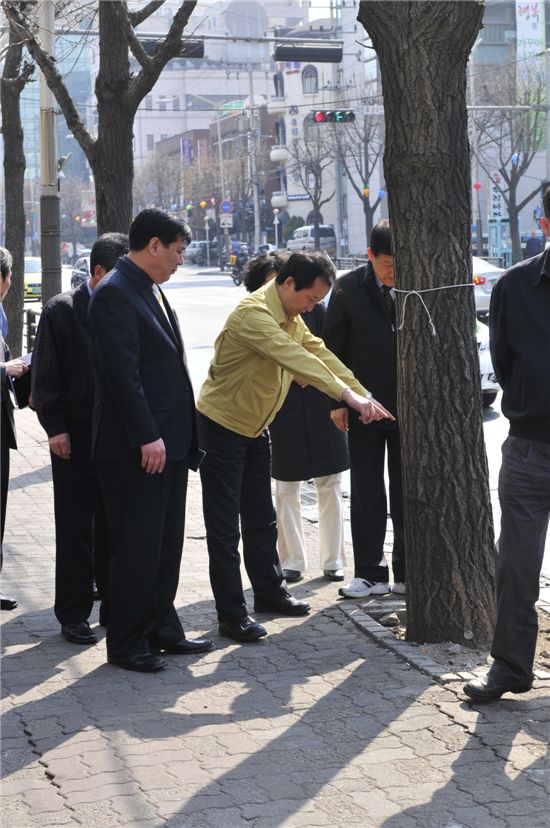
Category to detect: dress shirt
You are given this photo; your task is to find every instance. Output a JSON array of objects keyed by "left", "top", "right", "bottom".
[{"left": 197, "top": 279, "right": 368, "bottom": 438}]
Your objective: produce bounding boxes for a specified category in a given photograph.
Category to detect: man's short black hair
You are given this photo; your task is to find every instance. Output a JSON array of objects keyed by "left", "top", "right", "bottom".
[
  {"left": 275, "top": 251, "right": 335, "bottom": 290},
  {"left": 129, "top": 208, "right": 192, "bottom": 251},
  {"left": 90, "top": 232, "right": 129, "bottom": 274},
  {"left": 243, "top": 252, "right": 288, "bottom": 293},
  {"left": 543, "top": 187, "right": 550, "bottom": 220},
  {"left": 0, "top": 246, "right": 13, "bottom": 281},
  {"left": 369, "top": 219, "right": 392, "bottom": 257}
]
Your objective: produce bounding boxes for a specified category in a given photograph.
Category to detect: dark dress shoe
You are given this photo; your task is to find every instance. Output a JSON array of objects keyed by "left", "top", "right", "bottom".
[
  {"left": 108, "top": 653, "right": 167, "bottom": 672},
  {"left": 464, "top": 673, "right": 533, "bottom": 703},
  {"left": 1, "top": 594, "right": 18, "bottom": 611},
  {"left": 324, "top": 569, "right": 345, "bottom": 582},
  {"left": 283, "top": 569, "right": 303, "bottom": 583},
  {"left": 254, "top": 593, "right": 310, "bottom": 616},
  {"left": 219, "top": 615, "right": 267, "bottom": 643},
  {"left": 153, "top": 637, "right": 214, "bottom": 655},
  {"left": 61, "top": 621, "right": 97, "bottom": 645}
]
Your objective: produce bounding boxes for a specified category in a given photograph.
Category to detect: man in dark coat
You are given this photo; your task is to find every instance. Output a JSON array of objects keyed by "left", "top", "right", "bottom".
[
  {"left": 32, "top": 233, "right": 129, "bottom": 644},
  {"left": 243, "top": 256, "right": 349, "bottom": 583},
  {"left": 1, "top": 246, "right": 30, "bottom": 611},
  {"left": 323, "top": 219, "right": 406, "bottom": 599},
  {"left": 89, "top": 209, "right": 213, "bottom": 672}
]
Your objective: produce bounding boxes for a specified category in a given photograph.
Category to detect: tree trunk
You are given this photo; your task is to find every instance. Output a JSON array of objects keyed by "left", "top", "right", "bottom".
[
  {"left": 1, "top": 23, "right": 32, "bottom": 357},
  {"left": 358, "top": 1, "right": 496, "bottom": 647},
  {"left": 507, "top": 189, "right": 522, "bottom": 264},
  {"left": 93, "top": 1, "right": 134, "bottom": 234}
]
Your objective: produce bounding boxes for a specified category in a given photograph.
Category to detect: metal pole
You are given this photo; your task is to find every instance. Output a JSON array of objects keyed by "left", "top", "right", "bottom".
[
  {"left": 248, "top": 67, "right": 261, "bottom": 253},
  {"left": 546, "top": 48, "right": 550, "bottom": 184},
  {"left": 39, "top": 0, "right": 61, "bottom": 304},
  {"left": 205, "top": 217, "right": 210, "bottom": 266},
  {"left": 273, "top": 209, "right": 280, "bottom": 248},
  {"left": 216, "top": 113, "right": 227, "bottom": 270}
]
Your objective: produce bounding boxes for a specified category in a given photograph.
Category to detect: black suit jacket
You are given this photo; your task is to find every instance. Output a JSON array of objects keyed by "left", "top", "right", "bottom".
[
  {"left": 323, "top": 262, "right": 398, "bottom": 431},
  {"left": 32, "top": 282, "right": 96, "bottom": 437},
  {"left": 88, "top": 257, "right": 202, "bottom": 467}
]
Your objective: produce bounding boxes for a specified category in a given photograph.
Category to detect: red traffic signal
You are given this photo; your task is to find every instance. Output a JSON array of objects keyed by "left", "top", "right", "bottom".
[{"left": 311, "top": 110, "right": 355, "bottom": 124}]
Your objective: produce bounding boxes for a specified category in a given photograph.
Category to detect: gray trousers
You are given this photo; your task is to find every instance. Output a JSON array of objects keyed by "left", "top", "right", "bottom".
[{"left": 490, "top": 435, "right": 550, "bottom": 684}]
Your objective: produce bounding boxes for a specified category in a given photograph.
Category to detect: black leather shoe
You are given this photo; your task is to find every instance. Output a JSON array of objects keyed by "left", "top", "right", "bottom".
[
  {"left": 283, "top": 569, "right": 303, "bottom": 583},
  {"left": 464, "top": 673, "right": 533, "bottom": 703},
  {"left": 108, "top": 653, "right": 167, "bottom": 672},
  {"left": 153, "top": 637, "right": 214, "bottom": 655},
  {"left": 219, "top": 615, "right": 267, "bottom": 643},
  {"left": 1, "top": 594, "right": 18, "bottom": 611},
  {"left": 61, "top": 621, "right": 97, "bottom": 645},
  {"left": 324, "top": 569, "right": 345, "bottom": 582},
  {"left": 254, "top": 593, "right": 310, "bottom": 616}
]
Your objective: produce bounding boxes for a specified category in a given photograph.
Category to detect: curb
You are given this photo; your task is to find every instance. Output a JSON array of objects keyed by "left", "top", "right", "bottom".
[{"left": 337, "top": 601, "right": 550, "bottom": 686}]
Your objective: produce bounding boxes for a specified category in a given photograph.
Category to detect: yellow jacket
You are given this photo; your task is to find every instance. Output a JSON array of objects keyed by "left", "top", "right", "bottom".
[{"left": 197, "top": 279, "right": 368, "bottom": 438}]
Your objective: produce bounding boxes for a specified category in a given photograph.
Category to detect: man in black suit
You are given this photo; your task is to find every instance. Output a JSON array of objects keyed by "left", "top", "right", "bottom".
[
  {"left": 323, "top": 220, "right": 406, "bottom": 599},
  {"left": 32, "top": 233, "right": 129, "bottom": 644},
  {"left": 1, "top": 246, "right": 30, "bottom": 610},
  {"left": 89, "top": 209, "right": 212, "bottom": 672}
]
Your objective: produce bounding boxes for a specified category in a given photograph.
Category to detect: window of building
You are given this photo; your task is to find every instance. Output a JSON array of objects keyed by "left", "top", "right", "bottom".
[
  {"left": 159, "top": 96, "right": 167, "bottom": 112},
  {"left": 145, "top": 95, "right": 153, "bottom": 110},
  {"left": 302, "top": 65, "right": 318, "bottom": 95},
  {"left": 173, "top": 95, "right": 180, "bottom": 111},
  {"left": 273, "top": 70, "right": 285, "bottom": 98},
  {"left": 146, "top": 134, "right": 154, "bottom": 151}
]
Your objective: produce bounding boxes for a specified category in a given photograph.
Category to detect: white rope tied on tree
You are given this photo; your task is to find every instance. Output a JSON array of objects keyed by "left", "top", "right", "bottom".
[{"left": 393, "top": 283, "right": 474, "bottom": 338}]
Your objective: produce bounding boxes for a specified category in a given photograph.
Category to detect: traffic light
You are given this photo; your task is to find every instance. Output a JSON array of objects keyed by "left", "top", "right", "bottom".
[{"left": 311, "top": 110, "right": 355, "bottom": 124}]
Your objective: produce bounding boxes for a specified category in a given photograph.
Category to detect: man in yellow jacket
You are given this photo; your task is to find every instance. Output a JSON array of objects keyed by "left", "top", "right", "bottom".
[{"left": 197, "top": 251, "right": 394, "bottom": 643}]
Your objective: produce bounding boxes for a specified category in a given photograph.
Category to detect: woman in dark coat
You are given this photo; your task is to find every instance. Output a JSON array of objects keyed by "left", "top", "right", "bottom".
[{"left": 243, "top": 253, "right": 349, "bottom": 583}]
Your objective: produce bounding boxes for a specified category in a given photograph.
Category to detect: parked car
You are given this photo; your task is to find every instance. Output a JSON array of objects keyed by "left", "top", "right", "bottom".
[
  {"left": 476, "top": 318, "right": 499, "bottom": 407},
  {"left": 472, "top": 255, "right": 504, "bottom": 317},
  {"left": 71, "top": 255, "right": 91, "bottom": 289},
  {"left": 257, "top": 243, "right": 278, "bottom": 255},
  {"left": 23, "top": 256, "right": 42, "bottom": 301},
  {"left": 184, "top": 240, "right": 213, "bottom": 264},
  {"left": 286, "top": 225, "right": 336, "bottom": 253}
]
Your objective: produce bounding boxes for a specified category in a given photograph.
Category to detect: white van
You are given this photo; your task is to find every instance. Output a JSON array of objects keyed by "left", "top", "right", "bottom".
[{"left": 286, "top": 225, "right": 336, "bottom": 253}]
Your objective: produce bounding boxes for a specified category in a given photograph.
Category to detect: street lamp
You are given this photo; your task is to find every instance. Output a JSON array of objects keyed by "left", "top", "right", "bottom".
[{"left": 273, "top": 208, "right": 280, "bottom": 248}]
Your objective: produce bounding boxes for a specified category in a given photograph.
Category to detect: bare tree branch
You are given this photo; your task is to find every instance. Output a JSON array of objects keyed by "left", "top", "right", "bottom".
[
  {"left": 130, "top": 0, "right": 166, "bottom": 28},
  {"left": 3, "top": 0, "right": 97, "bottom": 156}
]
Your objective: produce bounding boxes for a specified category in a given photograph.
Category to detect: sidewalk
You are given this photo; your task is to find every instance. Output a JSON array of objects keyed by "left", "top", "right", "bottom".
[{"left": 1, "top": 410, "right": 549, "bottom": 828}]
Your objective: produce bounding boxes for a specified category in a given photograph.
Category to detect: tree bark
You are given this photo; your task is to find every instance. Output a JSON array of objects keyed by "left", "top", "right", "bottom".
[
  {"left": 1, "top": 14, "right": 34, "bottom": 357},
  {"left": 4, "top": 0, "right": 197, "bottom": 235},
  {"left": 358, "top": 1, "right": 496, "bottom": 647}
]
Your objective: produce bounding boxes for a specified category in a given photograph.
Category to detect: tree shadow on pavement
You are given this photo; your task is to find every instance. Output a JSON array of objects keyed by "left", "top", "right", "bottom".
[
  {"left": 380, "top": 695, "right": 550, "bottom": 828},
  {"left": 2, "top": 601, "right": 432, "bottom": 825}
]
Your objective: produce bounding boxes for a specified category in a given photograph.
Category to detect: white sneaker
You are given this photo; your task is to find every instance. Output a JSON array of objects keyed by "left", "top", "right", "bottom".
[
  {"left": 338, "top": 578, "right": 390, "bottom": 599},
  {"left": 390, "top": 582, "right": 406, "bottom": 595}
]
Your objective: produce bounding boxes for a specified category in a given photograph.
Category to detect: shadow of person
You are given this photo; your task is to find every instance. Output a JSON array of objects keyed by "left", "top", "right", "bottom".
[
  {"left": 380, "top": 693, "right": 550, "bottom": 828},
  {"left": 2, "top": 599, "right": 431, "bottom": 827}
]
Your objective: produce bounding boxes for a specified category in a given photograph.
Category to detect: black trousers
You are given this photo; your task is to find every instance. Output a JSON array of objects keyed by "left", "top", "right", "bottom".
[
  {"left": 490, "top": 436, "right": 550, "bottom": 684},
  {"left": 98, "top": 457, "right": 189, "bottom": 658},
  {"left": 197, "top": 413, "right": 285, "bottom": 622},
  {"left": 51, "top": 419, "right": 110, "bottom": 626},
  {"left": 348, "top": 426, "right": 406, "bottom": 583}
]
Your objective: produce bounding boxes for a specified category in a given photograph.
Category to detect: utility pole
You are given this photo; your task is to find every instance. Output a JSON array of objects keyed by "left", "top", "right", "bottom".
[
  {"left": 248, "top": 67, "right": 261, "bottom": 252},
  {"left": 39, "top": 0, "right": 61, "bottom": 304},
  {"left": 216, "top": 113, "right": 228, "bottom": 271}
]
